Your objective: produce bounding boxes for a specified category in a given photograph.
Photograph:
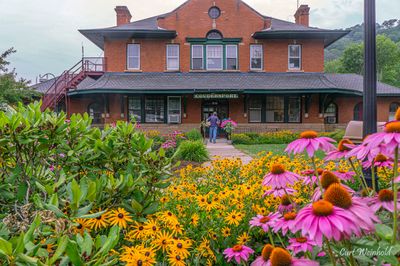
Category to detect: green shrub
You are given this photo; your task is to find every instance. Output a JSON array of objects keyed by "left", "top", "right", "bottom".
[
  {"left": 176, "top": 140, "right": 209, "bottom": 162},
  {"left": 322, "top": 130, "right": 345, "bottom": 142},
  {"left": 231, "top": 133, "right": 252, "bottom": 144},
  {"left": 185, "top": 128, "right": 203, "bottom": 141}
]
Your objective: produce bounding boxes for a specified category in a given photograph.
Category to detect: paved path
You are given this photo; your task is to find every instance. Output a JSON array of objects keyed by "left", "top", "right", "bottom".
[{"left": 205, "top": 138, "right": 253, "bottom": 165}]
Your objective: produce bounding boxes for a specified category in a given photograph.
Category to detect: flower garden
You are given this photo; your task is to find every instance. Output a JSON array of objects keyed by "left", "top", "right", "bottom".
[{"left": 0, "top": 103, "right": 399, "bottom": 265}]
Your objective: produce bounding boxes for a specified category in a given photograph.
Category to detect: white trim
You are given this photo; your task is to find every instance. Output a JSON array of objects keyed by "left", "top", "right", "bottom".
[
  {"left": 206, "top": 45, "right": 223, "bottom": 70},
  {"left": 191, "top": 45, "right": 204, "bottom": 70},
  {"left": 250, "top": 44, "right": 263, "bottom": 71},
  {"left": 225, "top": 44, "right": 238, "bottom": 70},
  {"left": 288, "top": 44, "right": 302, "bottom": 70},
  {"left": 127, "top": 44, "right": 140, "bottom": 70},
  {"left": 167, "top": 96, "right": 182, "bottom": 124},
  {"left": 166, "top": 44, "right": 180, "bottom": 71}
]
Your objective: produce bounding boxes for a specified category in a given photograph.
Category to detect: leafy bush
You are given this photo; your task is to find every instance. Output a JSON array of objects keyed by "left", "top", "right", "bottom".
[
  {"left": 185, "top": 128, "right": 203, "bottom": 141},
  {"left": 231, "top": 133, "right": 253, "bottom": 144},
  {"left": 321, "top": 129, "right": 345, "bottom": 142},
  {"left": 176, "top": 140, "right": 209, "bottom": 162}
]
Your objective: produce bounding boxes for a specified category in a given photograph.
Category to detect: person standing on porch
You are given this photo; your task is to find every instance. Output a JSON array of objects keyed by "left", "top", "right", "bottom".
[{"left": 207, "top": 112, "right": 220, "bottom": 144}]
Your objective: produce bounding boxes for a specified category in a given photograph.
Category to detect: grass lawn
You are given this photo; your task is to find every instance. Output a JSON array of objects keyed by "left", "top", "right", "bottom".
[{"left": 234, "top": 144, "right": 325, "bottom": 159}]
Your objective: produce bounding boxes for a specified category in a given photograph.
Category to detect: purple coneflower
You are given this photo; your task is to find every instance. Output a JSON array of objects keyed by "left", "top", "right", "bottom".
[
  {"left": 362, "top": 153, "right": 393, "bottom": 169},
  {"left": 332, "top": 170, "right": 356, "bottom": 182},
  {"left": 249, "top": 213, "right": 280, "bottom": 232},
  {"left": 278, "top": 195, "right": 296, "bottom": 213},
  {"left": 324, "top": 139, "right": 355, "bottom": 161},
  {"left": 287, "top": 237, "right": 317, "bottom": 255},
  {"left": 369, "top": 189, "right": 400, "bottom": 213},
  {"left": 268, "top": 247, "right": 319, "bottom": 266},
  {"left": 223, "top": 244, "right": 254, "bottom": 264},
  {"left": 272, "top": 212, "right": 297, "bottom": 236},
  {"left": 263, "top": 187, "right": 296, "bottom": 198},
  {"left": 345, "top": 135, "right": 386, "bottom": 161},
  {"left": 262, "top": 164, "right": 300, "bottom": 189},
  {"left": 301, "top": 168, "right": 323, "bottom": 186},
  {"left": 250, "top": 244, "right": 273, "bottom": 266},
  {"left": 366, "top": 121, "right": 400, "bottom": 153},
  {"left": 285, "top": 130, "right": 335, "bottom": 157},
  {"left": 293, "top": 200, "right": 360, "bottom": 246}
]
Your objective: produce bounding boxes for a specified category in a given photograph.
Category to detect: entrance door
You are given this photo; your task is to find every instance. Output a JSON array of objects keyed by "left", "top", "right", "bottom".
[{"left": 202, "top": 100, "right": 229, "bottom": 138}]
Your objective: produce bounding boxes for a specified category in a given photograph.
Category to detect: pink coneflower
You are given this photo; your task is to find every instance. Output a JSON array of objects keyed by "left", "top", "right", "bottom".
[
  {"left": 395, "top": 176, "right": 400, "bottom": 183},
  {"left": 345, "top": 136, "right": 386, "bottom": 161},
  {"left": 285, "top": 130, "right": 336, "bottom": 157},
  {"left": 287, "top": 237, "right": 317, "bottom": 255},
  {"left": 324, "top": 139, "right": 355, "bottom": 161},
  {"left": 362, "top": 153, "right": 393, "bottom": 169},
  {"left": 332, "top": 170, "right": 356, "bottom": 182},
  {"left": 293, "top": 200, "right": 360, "bottom": 246},
  {"left": 249, "top": 213, "right": 280, "bottom": 232},
  {"left": 49, "top": 165, "right": 55, "bottom": 171},
  {"left": 364, "top": 121, "right": 400, "bottom": 153},
  {"left": 272, "top": 212, "right": 297, "bottom": 236},
  {"left": 324, "top": 184, "right": 379, "bottom": 233},
  {"left": 301, "top": 168, "right": 323, "bottom": 186},
  {"left": 262, "top": 164, "right": 300, "bottom": 189},
  {"left": 223, "top": 244, "right": 254, "bottom": 264},
  {"left": 250, "top": 244, "right": 273, "bottom": 266},
  {"left": 278, "top": 195, "right": 296, "bottom": 213},
  {"left": 263, "top": 187, "right": 296, "bottom": 198},
  {"left": 268, "top": 247, "right": 319, "bottom": 266},
  {"left": 369, "top": 189, "right": 400, "bottom": 213},
  {"left": 311, "top": 183, "right": 355, "bottom": 202}
]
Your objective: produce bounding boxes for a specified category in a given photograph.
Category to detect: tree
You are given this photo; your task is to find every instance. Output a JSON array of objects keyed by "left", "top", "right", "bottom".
[
  {"left": 0, "top": 48, "right": 39, "bottom": 105},
  {"left": 340, "top": 43, "right": 364, "bottom": 75}
]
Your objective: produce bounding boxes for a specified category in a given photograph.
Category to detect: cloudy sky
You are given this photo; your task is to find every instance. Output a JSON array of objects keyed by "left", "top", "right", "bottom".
[{"left": 0, "top": 0, "right": 399, "bottom": 83}]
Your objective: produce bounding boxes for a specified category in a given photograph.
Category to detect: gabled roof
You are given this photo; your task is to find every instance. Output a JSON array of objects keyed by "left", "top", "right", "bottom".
[
  {"left": 67, "top": 72, "right": 400, "bottom": 96},
  {"left": 80, "top": 0, "right": 349, "bottom": 50}
]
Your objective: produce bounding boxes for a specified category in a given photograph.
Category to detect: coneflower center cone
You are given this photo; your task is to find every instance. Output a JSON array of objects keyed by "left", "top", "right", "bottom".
[
  {"left": 296, "top": 237, "right": 308, "bottom": 243},
  {"left": 281, "top": 195, "right": 291, "bottom": 206},
  {"left": 324, "top": 184, "right": 352, "bottom": 209},
  {"left": 260, "top": 216, "right": 271, "bottom": 223},
  {"left": 375, "top": 154, "right": 388, "bottom": 162},
  {"left": 283, "top": 212, "right": 297, "bottom": 220},
  {"left": 338, "top": 139, "right": 354, "bottom": 152},
  {"left": 300, "top": 130, "right": 318, "bottom": 139},
  {"left": 269, "top": 247, "right": 292, "bottom": 266},
  {"left": 312, "top": 200, "right": 334, "bottom": 216},
  {"left": 270, "top": 164, "right": 285, "bottom": 175},
  {"left": 378, "top": 189, "right": 394, "bottom": 202},
  {"left": 232, "top": 245, "right": 243, "bottom": 252},
  {"left": 385, "top": 121, "right": 400, "bottom": 133},
  {"left": 262, "top": 244, "right": 274, "bottom": 261},
  {"left": 321, "top": 171, "right": 340, "bottom": 189}
]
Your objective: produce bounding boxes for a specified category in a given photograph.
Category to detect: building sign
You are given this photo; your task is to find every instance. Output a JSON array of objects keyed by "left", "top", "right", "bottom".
[{"left": 194, "top": 93, "right": 239, "bottom": 99}]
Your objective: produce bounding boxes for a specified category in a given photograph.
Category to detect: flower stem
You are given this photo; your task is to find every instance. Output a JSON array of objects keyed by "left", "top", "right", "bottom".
[
  {"left": 371, "top": 162, "right": 376, "bottom": 194},
  {"left": 392, "top": 146, "right": 398, "bottom": 244},
  {"left": 275, "top": 232, "right": 285, "bottom": 248},
  {"left": 267, "top": 230, "right": 275, "bottom": 247},
  {"left": 348, "top": 158, "right": 368, "bottom": 191},
  {"left": 325, "top": 240, "right": 337, "bottom": 266},
  {"left": 311, "top": 156, "right": 324, "bottom": 196}
]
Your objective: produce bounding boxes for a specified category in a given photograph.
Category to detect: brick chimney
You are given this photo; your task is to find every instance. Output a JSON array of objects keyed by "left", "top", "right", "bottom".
[
  {"left": 115, "top": 6, "right": 132, "bottom": 26},
  {"left": 294, "top": 5, "right": 310, "bottom": 27}
]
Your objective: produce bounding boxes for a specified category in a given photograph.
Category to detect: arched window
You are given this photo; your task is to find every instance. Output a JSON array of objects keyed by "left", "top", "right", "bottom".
[
  {"left": 353, "top": 102, "right": 363, "bottom": 121},
  {"left": 325, "top": 102, "right": 338, "bottom": 124},
  {"left": 389, "top": 102, "right": 400, "bottom": 121},
  {"left": 206, "top": 30, "right": 223, "bottom": 40},
  {"left": 88, "top": 102, "right": 103, "bottom": 124}
]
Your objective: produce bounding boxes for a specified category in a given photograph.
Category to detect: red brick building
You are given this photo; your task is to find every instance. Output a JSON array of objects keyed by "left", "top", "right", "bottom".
[{"left": 36, "top": 0, "right": 400, "bottom": 133}]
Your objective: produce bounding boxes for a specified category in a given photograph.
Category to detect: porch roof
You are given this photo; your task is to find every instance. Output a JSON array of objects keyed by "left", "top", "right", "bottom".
[{"left": 67, "top": 72, "right": 400, "bottom": 96}]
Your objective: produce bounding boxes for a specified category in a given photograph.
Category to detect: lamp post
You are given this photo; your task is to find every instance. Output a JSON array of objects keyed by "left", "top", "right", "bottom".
[{"left": 363, "top": 0, "right": 378, "bottom": 189}]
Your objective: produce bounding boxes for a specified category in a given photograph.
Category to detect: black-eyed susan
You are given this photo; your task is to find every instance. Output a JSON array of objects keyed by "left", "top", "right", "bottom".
[
  {"left": 190, "top": 214, "right": 199, "bottom": 226},
  {"left": 126, "top": 222, "right": 147, "bottom": 240},
  {"left": 224, "top": 210, "right": 243, "bottom": 226},
  {"left": 168, "top": 238, "right": 191, "bottom": 258},
  {"left": 237, "top": 232, "right": 250, "bottom": 245},
  {"left": 151, "top": 231, "right": 173, "bottom": 252},
  {"left": 108, "top": 208, "right": 133, "bottom": 228},
  {"left": 221, "top": 227, "right": 231, "bottom": 237},
  {"left": 87, "top": 211, "right": 109, "bottom": 230},
  {"left": 72, "top": 218, "right": 90, "bottom": 235},
  {"left": 167, "top": 253, "right": 186, "bottom": 266}
]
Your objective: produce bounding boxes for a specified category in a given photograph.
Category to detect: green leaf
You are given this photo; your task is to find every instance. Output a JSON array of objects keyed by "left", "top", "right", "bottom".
[
  {"left": 16, "top": 253, "right": 38, "bottom": 264},
  {"left": 153, "top": 181, "right": 170, "bottom": 189},
  {"left": 49, "top": 193, "right": 59, "bottom": 208},
  {"left": 66, "top": 240, "right": 83, "bottom": 266},
  {"left": 93, "top": 226, "right": 120, "bottom": 258},
  {"left": 43, "top": 204, "right": 67, "bottom": 219},
  {"left": 16, "top": 182, "right": 28, "bottom": 202},
  {"left": 142, "top": 202, "right": 159, "bottom": 215},
  {"left": 78, "top": 209, "right": 107, "bottom": 219},
  {"left": 70, "top": 178, "right": 82, "bottom": 210},
  {"left": 375, "top": 224, "right": 393, "bottom": 240},
  {"left": 24, "top": 215, "right": 41, "bottom": 244},
  {"left": 74, "top": 203, "right": 93, "bottom": 218},
  {"left": 49, "top": 235, "right": 68, "bottom": 264},
  {"left": 130, "top": 199, "right": 143, "bottom": 213},
  {"left": 0, "top": 237, "right": 12, "bottom": 256},
  {"left": 82, "top": 231, "right": 93, "bottom": 256}
]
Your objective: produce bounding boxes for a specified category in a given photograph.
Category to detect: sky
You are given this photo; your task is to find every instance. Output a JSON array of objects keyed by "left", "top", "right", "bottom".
[{"left": 0, "top": 0, "right": 399, "bottom": 83}]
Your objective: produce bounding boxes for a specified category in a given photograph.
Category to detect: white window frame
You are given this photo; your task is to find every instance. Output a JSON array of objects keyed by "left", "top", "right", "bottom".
[
  {"left": 127, "top": 44, "right": 140, "bottom": 70},
  {"left": 191, "top": 45, "right": 204, "bottom": 70},
  {"left": 288, "top": 44, "right": 302, "bottom": 71},
  {"left": 166, "top": 44, "right": 180, "bottom": 71},
  {"left": 250, "top": 44, "right": 263, "bottom": 71},
  {"left": 206, "top": 45, "right": 223, "bottom": 71},
  {"left": 225, "top": 45, "right": 238, "bottom": 70},
  {"left": 167, "top": 96, "right": 182, "bottom": 124}
]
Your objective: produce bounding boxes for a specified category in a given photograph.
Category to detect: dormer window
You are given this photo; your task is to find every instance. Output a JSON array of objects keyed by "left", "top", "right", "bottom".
[{"left": 206, "top": 30, "right": 223, "bottom": 40}]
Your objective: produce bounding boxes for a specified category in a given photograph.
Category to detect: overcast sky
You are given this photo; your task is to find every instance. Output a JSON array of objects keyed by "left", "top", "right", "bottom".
[{"left": 0, "top": 0, "right": 399, "bottom": 83}]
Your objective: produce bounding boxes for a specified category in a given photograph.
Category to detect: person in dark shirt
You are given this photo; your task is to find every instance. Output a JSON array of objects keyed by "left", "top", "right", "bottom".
[{"left": 207, "top": 112, "right": 220, "bottom": 143}]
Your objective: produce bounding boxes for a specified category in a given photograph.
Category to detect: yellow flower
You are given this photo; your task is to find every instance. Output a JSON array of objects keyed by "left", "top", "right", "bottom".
[
  {"left": 151, "top": 231, "right": 173, "bottom": 252},
  {"left": 168, "top": 238, "right": 191, "bottom": 258},
  {"left": 72, "top": 218, "right": 90, "bottom": 235},
  {"left": 221, "top": 227, "right": 231, "bottom": 237},
  {"left": 225, "top": 210, "right": 243, "bottom": 226},
  {"left": 190, "top": 214, "right": 199, "bottom": 226},
  {"left": 237, "top": 232, "right": 250, "bottom": 245},
  {"left": 108, "top": 208, "right": 133, "bottom": 228},
  {"left": 87, "top": 211, "right": 109, "bottom": 230},
  {"left": 167, "top": 253, "right": 186, "bottom": 266}
]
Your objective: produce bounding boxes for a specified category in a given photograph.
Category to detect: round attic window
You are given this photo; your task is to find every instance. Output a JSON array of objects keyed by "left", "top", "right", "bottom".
[{"left": 208, "top": 7, "right": 221, "bottom": 19}]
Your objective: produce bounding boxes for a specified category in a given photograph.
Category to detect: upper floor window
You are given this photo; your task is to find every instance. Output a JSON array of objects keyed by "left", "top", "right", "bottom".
[
  {"left": 226, "top": 45, "right": 238, "bottom": 70},
  {"left": 208, "top": 7, "right": 221, "bottom": 19},
  {"left": 127, "top": 44, "right": 140, "bottom": 70},
  {"left": 206, "top": 30, "right": 223, "bottom": 40},
  {"left": 288, "top": 45, "right": 301, "bottom": 70},
  {"left": 166, "top": 44, "right": 179, "bottom": 71},
  {"left": 192, "top": 45, "right": 204, "bottom": 70},
  {"left": 206, "top": 45, "right": 223, "bottom": 70},
  {"left": 250, "top": 45, "right": 263, "bottom": 70}
]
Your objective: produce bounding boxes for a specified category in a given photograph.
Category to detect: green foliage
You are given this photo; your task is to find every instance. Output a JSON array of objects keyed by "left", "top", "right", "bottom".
[
  {"left": 184, "top": 128, "right": 203, "bottom": 141},
  {"left": 176, "top": 140, "right": 209, "bottom": 162},
  {"left": 0, "top": 102, "right": 174, "bottom": 264},
  {"left": 0, "top": 48, "right": 39, "bottom": 105}
]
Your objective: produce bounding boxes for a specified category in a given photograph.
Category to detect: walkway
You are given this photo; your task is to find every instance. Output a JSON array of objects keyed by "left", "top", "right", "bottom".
[{"left": 206, "top": 138, "right": 253, "bottom": 165}]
